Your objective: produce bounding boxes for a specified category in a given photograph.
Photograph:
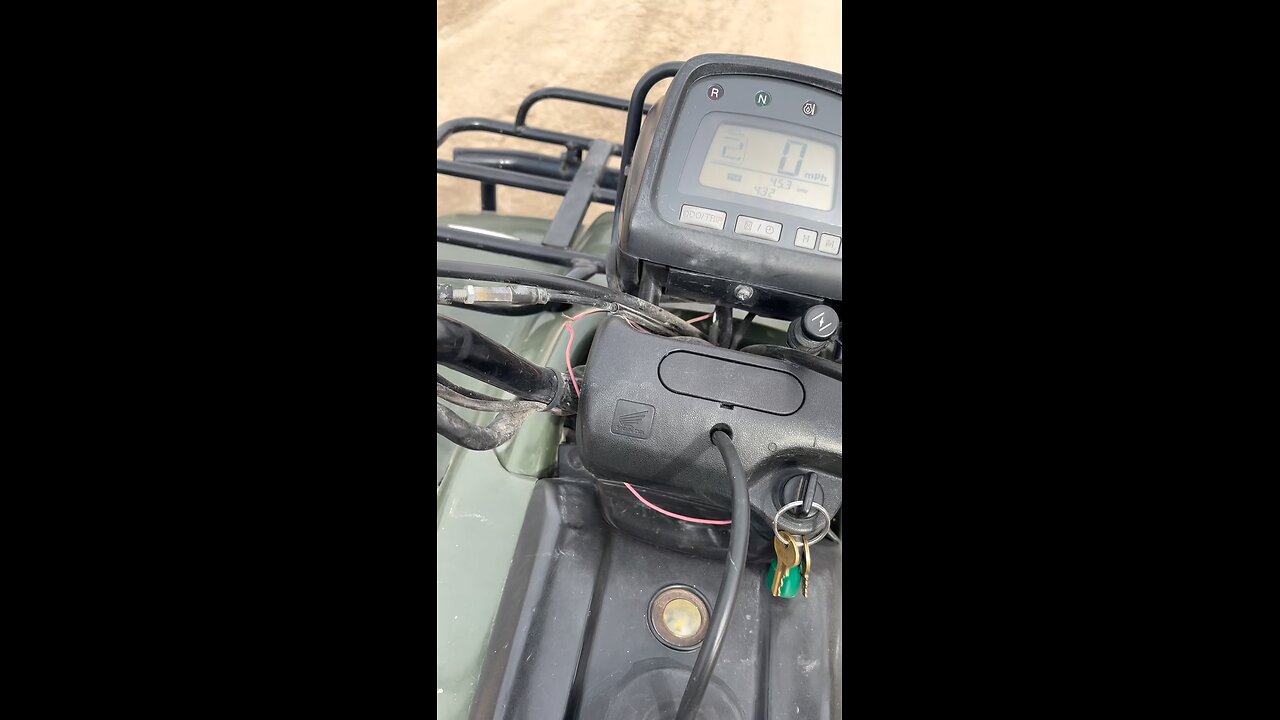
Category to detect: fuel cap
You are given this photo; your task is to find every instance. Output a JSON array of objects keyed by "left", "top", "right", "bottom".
[{"left": 649, "top": 585, "right": 710, "bottom": 651}]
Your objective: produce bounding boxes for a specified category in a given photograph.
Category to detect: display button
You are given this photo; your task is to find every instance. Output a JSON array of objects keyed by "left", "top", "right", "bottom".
[
  {"left": 735, "top": 215, "right": 782, "bottom": 241},
  {"left": 819, "top": 233, "right": 841, "bottom": 254},
  {"left": 679, "top": 204, "right": 726, "bottom": 230},
  {"left": 795, "top": 228, "right": 818, "bottom": 249}
]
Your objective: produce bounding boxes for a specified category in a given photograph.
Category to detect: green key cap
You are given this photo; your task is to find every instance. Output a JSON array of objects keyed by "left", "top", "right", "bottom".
[{"left": 766, "top": 558, "right": 802, "bottom": 599}]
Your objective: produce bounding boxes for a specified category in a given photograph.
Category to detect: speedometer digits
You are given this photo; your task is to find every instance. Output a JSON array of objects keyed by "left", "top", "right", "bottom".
[{"left": 698, "top": 123, "right": 836, "bottom": 211}]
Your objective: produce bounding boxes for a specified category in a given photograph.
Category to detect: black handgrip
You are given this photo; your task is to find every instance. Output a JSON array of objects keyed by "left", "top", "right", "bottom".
[{"left": 437, "top": 315, "right": 561, "bottom": 404}]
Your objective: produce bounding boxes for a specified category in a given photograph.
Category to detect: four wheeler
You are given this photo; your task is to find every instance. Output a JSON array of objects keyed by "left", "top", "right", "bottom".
[{"left": 437, "top": 54, "right": 843, "bottom": 719}]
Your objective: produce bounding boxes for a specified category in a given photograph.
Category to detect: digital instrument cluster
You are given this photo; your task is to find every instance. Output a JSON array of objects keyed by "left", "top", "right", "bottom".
[{"left": 619, "top": 55, "right": 843, "bottom": 304}]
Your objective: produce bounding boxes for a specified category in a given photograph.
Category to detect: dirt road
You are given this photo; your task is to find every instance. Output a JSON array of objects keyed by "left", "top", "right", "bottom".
[{"left": 436, "top": 0, "right": 842, "bottom": 222}]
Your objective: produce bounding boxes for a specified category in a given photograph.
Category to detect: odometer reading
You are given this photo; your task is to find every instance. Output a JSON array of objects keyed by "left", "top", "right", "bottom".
[{"left": 698, "top": 123, "right": 836, "bottom": 211}]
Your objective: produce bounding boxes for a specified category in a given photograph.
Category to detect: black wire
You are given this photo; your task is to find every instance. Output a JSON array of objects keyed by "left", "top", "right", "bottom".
[
  {"left": 564, "top": 264, "right": 597, "bottom": 281},
  {"left": 438, "top": 259, "right": 706, "bottom": 340},
  {"left": 438, "top": 315, "right": 562, "bottom": 404},
  {"left": 443, "top": 287, "right": 676, "bottom": 338},
  {"left": 436, "top": 403, "right": 535, "bottom": 450},
  {"left": 740, "top": 344, "right": 843, "bottom": 381},
  {"left": 436, "top": 384, "right": 545, "bottom": 413},
  {"left": 436, "top": 265, "right": 595, "bottom": 317},
  {"left": 609, "top": 61, "right": 684, "bottom": 292},
  {"left": 620, "top": 62, "right": 684, "bottom": 192},
  {"left": 441, "top": 302, "right": 572, "bottom": 317},
  {"left": 730, "top": 312, "right": 756, "bottom": 350},
  {"left": 714, "top": 305, "right": 733, "bottom": 348},
  {"left": 675, "top": 428, "right": 749, "bottom": 720},
  {"left": 436, "top": 374, "right": 506, "bottom": 402}
]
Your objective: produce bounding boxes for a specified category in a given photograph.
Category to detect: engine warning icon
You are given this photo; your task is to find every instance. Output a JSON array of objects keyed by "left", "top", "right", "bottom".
[{"left": 802, "top": 101, "right": 818, "bottom": 116}]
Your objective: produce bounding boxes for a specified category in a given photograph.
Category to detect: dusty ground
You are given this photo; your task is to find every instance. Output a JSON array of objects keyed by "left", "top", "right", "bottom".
[{"left": 437, "top": 0, "right": 842, "bottom": 225}]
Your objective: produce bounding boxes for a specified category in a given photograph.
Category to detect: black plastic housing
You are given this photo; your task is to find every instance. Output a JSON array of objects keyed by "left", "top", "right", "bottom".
[
  {"left": 618, "top": 54, "right": 843, "bottom": 310},
  {"left": 470, "top": 473, "right": 843, "bottom": 719},
  {"left": 577, "top": 317, "right": 842, "bottom": 522}
]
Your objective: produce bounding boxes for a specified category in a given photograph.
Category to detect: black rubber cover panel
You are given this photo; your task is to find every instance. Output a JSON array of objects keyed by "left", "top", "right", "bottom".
[
  {"left": 578, "top": 316, "right": 841, "bottom": 502},
  {"left": 659, "top": 350, "right": 804, "bottom": 415}
]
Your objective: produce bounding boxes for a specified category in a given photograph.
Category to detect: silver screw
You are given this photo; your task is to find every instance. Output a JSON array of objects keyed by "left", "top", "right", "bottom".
[{"left": 733, "top": 285, "right": 754, "bottom": 301}]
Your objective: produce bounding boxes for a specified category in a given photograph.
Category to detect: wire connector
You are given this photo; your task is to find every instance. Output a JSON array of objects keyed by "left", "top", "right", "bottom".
[{"left": 452, "top": 284, "right": 550, "bottom": 306}]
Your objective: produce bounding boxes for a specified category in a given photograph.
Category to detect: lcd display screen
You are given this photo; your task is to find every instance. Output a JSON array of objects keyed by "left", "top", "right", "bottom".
[{"left": 697, "top": 123, "right": 836, "bottom": 211}]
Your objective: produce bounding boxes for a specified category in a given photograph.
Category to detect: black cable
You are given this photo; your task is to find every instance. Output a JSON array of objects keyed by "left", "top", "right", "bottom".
[
  {"left": 436, "top": 264, "right": 595, "bottom": 317},
  {"left": 439, "top": 261, "right": 690, "bottom": 335},
  {"left": 437, "top": 384, "right": 544, "bottom": 413},
  {"left": 436, "top": 223, "right": 605, "bottom": 274},
  {"left": 730, "top": 312, "right": 757, "bottom": 350},
  {"left": 436, "top": 374, "right": 505, "bottom": 402},
  {"left": 675, "top": 428, "right": 749, "bottom": 720},
  {"left": 564, "top": 264, "right": 597, "bottom": 281},
  {"left": 714, "top": 305, "right": 733, "bottom": 348},
  {"left": 436, "top": 403, "right": 535, "bottom": 450},
  {"left": 442, "top": 302, "right": 570, "bottom": 317},
  {"left": 440, "top": 288, "right": 672, "bottom": 335},
  {"left": 609, "top": 61, "right": 683, "bottom": 291},
  {"left": 438, "top": 315, "right": 563, "bottom": 404},
  {"left": 740, "top": 344, "right": 843, "bottom": 381},
  {"left": 437, "top": 259, "right": 706, "bottom": 340},
  {"left": 620, "top": 62, "right": 684, "bottom": 190},
  {"left": 541, "top": 290, "right": 670, "bottom": 336}
]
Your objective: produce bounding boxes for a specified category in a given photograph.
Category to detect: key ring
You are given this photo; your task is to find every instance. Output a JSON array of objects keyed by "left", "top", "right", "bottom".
[{"left": 773, "top": 501, "right": 831, "bottom": 546}]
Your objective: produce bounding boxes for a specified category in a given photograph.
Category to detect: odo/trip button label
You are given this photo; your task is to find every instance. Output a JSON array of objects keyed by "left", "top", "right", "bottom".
[
  {"left": 735, "top": 215, "right": 782, "bottom": 241},
  {"left": 679, "top": 204, "right": 727, "bottom": 230}
]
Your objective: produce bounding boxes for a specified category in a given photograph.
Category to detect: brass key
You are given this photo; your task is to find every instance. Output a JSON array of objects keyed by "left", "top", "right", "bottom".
[
  {"left": 772, "top": 532, "right": 801, "bottom": 597},
  {"left": 771, "top": 534, "right": 791, "bottom": 596},
  {"left": 802, "top": 535, "right": 812, "bottom": 598}
]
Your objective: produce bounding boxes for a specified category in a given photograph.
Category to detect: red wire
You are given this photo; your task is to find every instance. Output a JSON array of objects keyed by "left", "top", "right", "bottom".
[
  {"left": 564, "top": 310, "right": 730, "bottom": 526},
  {"left": 565, "top": 309, "right": 605, "bottom": 396},
  {"left": 623, "top": 482, "right": 732, "bottom": 525}
]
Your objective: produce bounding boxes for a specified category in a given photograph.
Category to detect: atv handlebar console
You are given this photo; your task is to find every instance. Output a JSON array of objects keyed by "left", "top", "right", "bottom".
[{"left": 578, "top": 316, "right": 842, "bottom": 535}]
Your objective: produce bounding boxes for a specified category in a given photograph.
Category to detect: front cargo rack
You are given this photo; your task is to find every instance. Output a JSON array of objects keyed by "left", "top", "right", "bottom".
[
  {"left": 436, "top": 64, "right": 683, "bottom": 279},
  {"left": 437, "top": 88, "right": 634, "bottom": 274}
]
